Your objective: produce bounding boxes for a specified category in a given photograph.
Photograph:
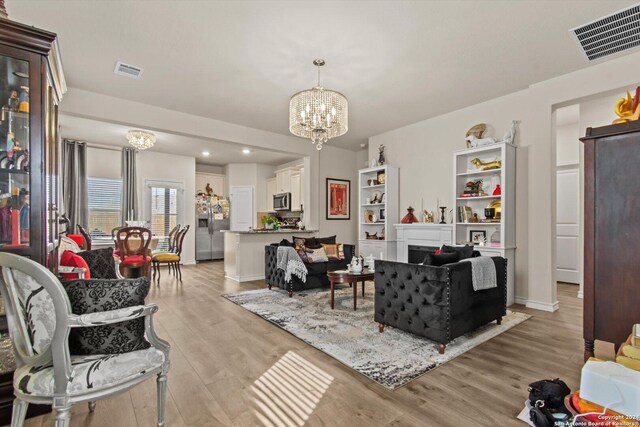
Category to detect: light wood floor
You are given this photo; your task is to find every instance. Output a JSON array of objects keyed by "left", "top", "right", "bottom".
[{"left": 22, "top": 263, "right": 610, "bottom": 427}]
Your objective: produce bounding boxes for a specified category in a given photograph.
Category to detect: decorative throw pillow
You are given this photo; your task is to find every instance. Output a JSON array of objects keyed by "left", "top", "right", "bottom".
[
  {"left": 307, "top": 247, "right": 329, "bottom": 263},
  {"left": 60, "top": 250, "right": 91, "bottom": 280},
  {"left": 322, "top": 243, "right": 344, "bottom": 260},
  {"left": 292, "top": 236, "right": 307, "bottom": 248},
  {"left": 58, "top": 235, "right": 82, "bottom": 265},
  {"left": 279, "top": 239, "right": 292, "bottom": 247},
  {"left": 62, "top": 277, "right": 151, "bottom": 355},
  {"left": 294, "top": 243, "right": 310, "bottom": 263},
  {"left": 422, "top": 251, "right": 460, "bottom": 266},
  {"left": 304, "top": 237, "right": 322, "bottom": 249},
  {"left": 316, "top": 235, "right": 337, "bottom": 245},
  {"left": 441, "top": 244, "right": 474, "bottom": 260},
  {"left": 77, "top": 247, "right": 118, "bottom": 279}
]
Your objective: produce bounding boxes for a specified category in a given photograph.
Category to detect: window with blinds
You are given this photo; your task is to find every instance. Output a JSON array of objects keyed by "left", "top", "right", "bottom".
[
  {"left": 87, "top": 177, "right": 122, "bottom": 238},
  {"left": 150, "top": 186, "right": 178, "bottom": 251}
]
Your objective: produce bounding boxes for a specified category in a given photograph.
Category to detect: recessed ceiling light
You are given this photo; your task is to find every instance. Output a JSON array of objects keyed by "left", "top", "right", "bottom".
[
  {"left": 202, "top": 151, "right": 210, "bottom": 156},
  {"left": 242, "top": 148, "right": 251, "bottom": 154}
]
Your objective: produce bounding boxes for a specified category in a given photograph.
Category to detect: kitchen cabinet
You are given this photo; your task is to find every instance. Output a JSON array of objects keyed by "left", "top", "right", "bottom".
[
  {"left": 275, "top": 168, "right": 292, "bottom": 193},
  {"left": 290, "top": 172, "right": 301, "bottom": 211},
  {"left": 266, "top": 177, "right": 276, "bottom": 212}
]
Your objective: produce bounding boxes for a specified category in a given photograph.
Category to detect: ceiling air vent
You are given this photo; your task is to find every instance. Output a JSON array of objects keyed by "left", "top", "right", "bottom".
[
  {"left": 113, "top": 61, "right": 144, "bottom": 79},
  {"left": 571, "top": 4, "right": 640, "bottom": 62}
]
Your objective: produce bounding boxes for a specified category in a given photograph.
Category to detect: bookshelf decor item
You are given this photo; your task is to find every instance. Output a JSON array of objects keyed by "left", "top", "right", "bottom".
[{"left": 326, "top": 178, "right": 350, "bottom": 220}]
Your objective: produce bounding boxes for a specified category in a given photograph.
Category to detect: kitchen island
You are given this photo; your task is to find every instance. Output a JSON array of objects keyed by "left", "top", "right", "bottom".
[{"left": 222, "top": 229, "right": 318, "bottom": 282}]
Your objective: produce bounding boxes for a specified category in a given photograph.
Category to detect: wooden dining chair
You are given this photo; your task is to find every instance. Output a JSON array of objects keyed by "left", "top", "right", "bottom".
[
  {"left": 76, "top": 224, "right": 92, "bottom": 250},
  {"left": 111, "top": 226, "right": 124, "bottom": 257},
  {"left": 151, "top": 225, "right": 189, "bottom": 283},
  {"left": 114, "top": 227, "right": 152, "bottom": 279}
]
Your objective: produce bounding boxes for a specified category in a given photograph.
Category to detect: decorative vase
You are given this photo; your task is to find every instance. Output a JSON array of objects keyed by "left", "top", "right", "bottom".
[{"left": 493, "top": 184, "right": 501, "bottom": 196}]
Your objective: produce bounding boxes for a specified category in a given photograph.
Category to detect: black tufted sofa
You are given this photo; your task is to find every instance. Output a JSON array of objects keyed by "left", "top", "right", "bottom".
[
  {"left": 265, "top": 243, "right": 355, "bottom": 296},
  {"left": 374, "top": 257, "right": 507, "bottom": 354}
]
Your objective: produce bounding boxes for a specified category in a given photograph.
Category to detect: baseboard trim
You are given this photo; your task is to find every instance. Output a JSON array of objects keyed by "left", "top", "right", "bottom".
[
  {"left": 577, "top": 290, "right": 584, "bottom": 299},
  {"left": 513, "top": 296, "right": 528, "bottom": 305},
  {"left": 525, "top": 299, "right": 560, "bottom": 312},
  {"left": 225, "top": 274, "right": 265, "bottom": 283},
  {"left": 182, "top": 259, "right": 197, "bottom": 265}
]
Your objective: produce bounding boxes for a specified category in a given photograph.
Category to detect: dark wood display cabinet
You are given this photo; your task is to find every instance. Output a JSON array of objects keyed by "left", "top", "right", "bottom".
[
  {"left": 0, "top": 18, "right": 65, "bottom": 426},
  {"left": 581, "top": 120, "right": 640, "bottom": 361}
]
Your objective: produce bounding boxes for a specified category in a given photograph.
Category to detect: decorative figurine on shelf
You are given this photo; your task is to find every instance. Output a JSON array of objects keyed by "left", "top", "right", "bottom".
[
  {"left": 19, "top": 189, "right": 28, "bottom": 243},
  {"left": 378, "top": 144, "right": 386, "bottom": 166},
  {"left": 6, "top": 132, "right": 14, "bottom": 156},
  {"left": 18, "top": 86, "right": 29, "bottom": 113},
  {"left": 492, "top": 184, "right": 501, "bottom": 195},
  {"left": 439, "top": 206, "right": 447, "bottom": 224},
  {"left": 401, "top": 206, "right": 419, "bottom": 224},
  {"left": 7, "top": 90, "right": 18, "bottom": 112},
  {"left": 423, "top": 210, "right": 434, "bottom": 223},
  {"left": 470, "top": 213, "right": 480, "bottom": 223},
  {"left": 466, "top": 134, "right": 497, "bottom": 148},
  {"left": 465, "top": 123, "right": 487, "bottom": 148},
  {"left": 463, "top": 179, "right": 485, "bottom": 196},
  {"left": 612, "top": 87, "right": 640, "bottom": 124},
  {"left": 470, "top": 157, "right": 502, "bottom": 171},
  {"left": 498, "top": 120, "right": 519, "bottom": 145},
  {"left": 365, "top": 231, "right": 379, "bottom": 240},
  {"left": 205, "top": 182, "right": 213, "bottom": 196}
]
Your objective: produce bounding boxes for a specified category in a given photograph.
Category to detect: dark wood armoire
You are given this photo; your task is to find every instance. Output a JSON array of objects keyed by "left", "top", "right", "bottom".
[
  {"left": 0, "top": 18, "right": 65, "bottom": 425},
  {"left": 581, "top": 120, "right": 640, "bottom": 361}
]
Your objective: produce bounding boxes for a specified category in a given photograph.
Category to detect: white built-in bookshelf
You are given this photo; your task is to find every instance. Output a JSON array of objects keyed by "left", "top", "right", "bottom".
[
  {"left": 452, "top": 142, "right": 516, "bottom": 305},
  {"left": 358, "top": 165, "right": 398, "bottom": 261}
]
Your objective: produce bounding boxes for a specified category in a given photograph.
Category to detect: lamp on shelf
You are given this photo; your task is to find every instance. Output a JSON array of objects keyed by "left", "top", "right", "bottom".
[
  {"left": 289, "top": 59, "right": 348, "bottom": 151},
  {"left": 126, "top": 130, "right": 155, "bottom": 150}
]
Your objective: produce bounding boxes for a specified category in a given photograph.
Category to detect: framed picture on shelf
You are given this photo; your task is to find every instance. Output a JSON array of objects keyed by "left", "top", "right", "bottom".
[
  {"left": 469, "top": 230, "right": 486, "bottom": 245},
  {"left": 326, "top": 178, "right": 350, "bottom": 220},
  {"left": 379, "top": 208, "right": 386, "bottom": 220}
]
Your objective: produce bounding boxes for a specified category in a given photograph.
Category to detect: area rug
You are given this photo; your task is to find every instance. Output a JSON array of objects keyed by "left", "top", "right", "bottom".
[{"left": 223, "top": 287, "right": 530, "bottom": 390}]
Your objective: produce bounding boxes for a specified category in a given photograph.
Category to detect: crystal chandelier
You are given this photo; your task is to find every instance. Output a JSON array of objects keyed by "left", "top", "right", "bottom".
[
  {"left": 289, "top": 59, "right": 348, "bottom": 150},
  {"left": 126, "top": 130, "right": 156, "bottom": 150}
]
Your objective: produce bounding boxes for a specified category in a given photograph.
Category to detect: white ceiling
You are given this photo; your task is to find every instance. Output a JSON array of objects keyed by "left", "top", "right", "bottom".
[
  {"left": 60, "top": 115, "right": 300, "bottom": 166},
  {"left": 9, "top": 0, "right": 639, "bottom": 151}
]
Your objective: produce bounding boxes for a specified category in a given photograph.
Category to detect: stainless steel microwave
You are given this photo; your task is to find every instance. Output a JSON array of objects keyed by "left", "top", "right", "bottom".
[{"left": 273, "top": 193, "right": 291, "bottom": 211}]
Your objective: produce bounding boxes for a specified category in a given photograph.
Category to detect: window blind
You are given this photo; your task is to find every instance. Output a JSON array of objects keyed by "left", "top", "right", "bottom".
[{"left": 87, "top": 177, "right": 122, "bottom": 238}]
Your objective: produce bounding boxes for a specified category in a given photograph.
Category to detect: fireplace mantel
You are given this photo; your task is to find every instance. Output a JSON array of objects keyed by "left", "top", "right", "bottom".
[{"left": 394, "top": 223, "right": 453, "bottom": 262}]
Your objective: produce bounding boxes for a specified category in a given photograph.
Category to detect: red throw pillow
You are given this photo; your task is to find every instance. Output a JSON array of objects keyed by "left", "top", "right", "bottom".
[
  {"left": 60, "top": 250, "right": 91, "bottom": 279},
  {"left": 435, "top": 249, "right": 441, "bottom": 255},
  {"left": 67, "top": 234, "right": 85, "bottom": 248}
]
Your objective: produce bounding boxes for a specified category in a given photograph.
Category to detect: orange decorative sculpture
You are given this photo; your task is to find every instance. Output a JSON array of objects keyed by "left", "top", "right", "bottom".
[{"left": 613, "top": 87, "right": 640, "bottom": 124}]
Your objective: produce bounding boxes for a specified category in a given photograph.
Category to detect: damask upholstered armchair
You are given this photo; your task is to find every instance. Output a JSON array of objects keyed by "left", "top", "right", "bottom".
[{"left": 0, "top": 253, "right": 170, "bottom": 427}]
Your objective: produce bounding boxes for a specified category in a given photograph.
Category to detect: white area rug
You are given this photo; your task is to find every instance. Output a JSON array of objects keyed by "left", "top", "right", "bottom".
[{"left": 224, "top": 286, "right": 530, "bottom": 390}]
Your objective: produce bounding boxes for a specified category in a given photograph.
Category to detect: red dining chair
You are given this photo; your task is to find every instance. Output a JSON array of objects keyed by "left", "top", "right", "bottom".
[{"left": 114, "top": 227, "right": 152, "bottom": 278}]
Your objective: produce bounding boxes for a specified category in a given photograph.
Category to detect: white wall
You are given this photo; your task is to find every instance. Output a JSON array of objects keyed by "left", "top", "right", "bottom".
[
  {"left": 318, "top": 146, "right": 359, "bottom": 245},
  {"left": 86, "top": 146, "right": 120, "bottom": 179},
  {"left": 556, "top": 122, "right": 580, "bottom": 165},
  {"left": 196, "top": 164, "right": 225, "bottom": 174},
  {"left": 369, "top": 50, "right": 640, "bottom": 311}
]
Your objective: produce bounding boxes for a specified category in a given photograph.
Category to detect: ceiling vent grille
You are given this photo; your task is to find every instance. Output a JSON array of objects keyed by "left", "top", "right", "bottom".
[
  {"left": 113, "top": 61, "right": 144, "bottom": 79},
  {"left": 571, "top": 4, "right": 640, "bottom": 61}
]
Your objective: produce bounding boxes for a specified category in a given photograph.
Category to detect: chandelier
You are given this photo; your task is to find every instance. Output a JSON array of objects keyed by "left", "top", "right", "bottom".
[
  {"left": 126, "top": 130, "right": 156, "bottom": 150},
  {"left": 289, "top": 59, "right": 348, "bottom": 150}
]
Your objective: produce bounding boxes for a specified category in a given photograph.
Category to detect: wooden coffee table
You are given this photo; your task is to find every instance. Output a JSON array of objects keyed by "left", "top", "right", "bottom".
[{"left": 327, "top": 269, "right": 375, "bottom": 310}]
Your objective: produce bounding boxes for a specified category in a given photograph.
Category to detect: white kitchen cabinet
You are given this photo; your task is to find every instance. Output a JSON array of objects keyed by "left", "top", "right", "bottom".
[
  {"left": 290, "top": 172, "right": 301, "bottom": 211},
  {"left": 275, "top": 168, "right": 293, "bottom": 193},
  {"left": 266, "top": 177, "right": 276, "bottom": 212}
]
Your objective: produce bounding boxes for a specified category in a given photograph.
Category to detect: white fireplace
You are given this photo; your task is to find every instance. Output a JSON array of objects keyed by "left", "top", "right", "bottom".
[{"left": 394, "top": 223, "right": 453, "bottom": 262}]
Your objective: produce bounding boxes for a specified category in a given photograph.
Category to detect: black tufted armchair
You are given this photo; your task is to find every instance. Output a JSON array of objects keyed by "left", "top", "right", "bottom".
[
  {"left": 265, "top": 243, "right": 355, "bottom": 296},
  {"left": 374, "top": 257, "right": 507, "bottom": 354}
]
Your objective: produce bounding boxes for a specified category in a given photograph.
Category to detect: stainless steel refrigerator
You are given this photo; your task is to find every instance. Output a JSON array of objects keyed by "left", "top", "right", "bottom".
[{"left": 195, "top": 205, "right": 229, "bottom": 261}]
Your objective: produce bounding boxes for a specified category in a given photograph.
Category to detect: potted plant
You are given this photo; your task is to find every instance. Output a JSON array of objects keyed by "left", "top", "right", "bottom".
[{"left": 262, "top": 215, "right": 280, "bottom": 230}]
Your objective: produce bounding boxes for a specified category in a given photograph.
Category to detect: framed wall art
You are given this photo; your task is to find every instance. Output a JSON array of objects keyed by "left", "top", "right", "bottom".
[{"left": 326, "top": 178, "right": 350, "bottom": 220}]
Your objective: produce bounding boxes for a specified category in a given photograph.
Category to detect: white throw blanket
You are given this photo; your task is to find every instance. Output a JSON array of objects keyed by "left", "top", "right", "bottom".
[
  {"left": 277, "top": 246, "right": 307, "bottom": 284},
  {"left": 459, "top": 256, "right": 497, "bottom": 291}
]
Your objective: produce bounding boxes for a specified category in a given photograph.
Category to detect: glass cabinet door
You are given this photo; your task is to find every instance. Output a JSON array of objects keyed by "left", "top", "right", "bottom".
[{"left": 0, "top": 54, "right": 30, "bottom": 249}]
